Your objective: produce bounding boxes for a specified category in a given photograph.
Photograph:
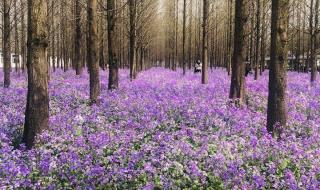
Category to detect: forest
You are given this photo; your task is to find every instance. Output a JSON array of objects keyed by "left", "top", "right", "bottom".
[{"left": 0, "top": 0, "right": 319, "bottom": 189}]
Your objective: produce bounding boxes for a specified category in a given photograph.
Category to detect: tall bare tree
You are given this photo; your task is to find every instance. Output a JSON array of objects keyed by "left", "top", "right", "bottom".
[
  {"left": 3, "top": 0, "right": 11, "bottom": 88},
  {"left": 107, "top": 0, "right": 119, "bottom": 89},
  {"left": 87, "top": 0, "right": 100, "bottom": 103},
  {"left": 202, "top": 0, "right": 209, "bottom": 84},
  {"left": 23, "top": 0, "right": 49, "bottom": 149},
  {"left": 129, "top": 0, "right": 137, "bottom": 80},
  {"left": 182, "top": 0, "right": 187, "bottom": 75},
  {"left": 267, "top": 0, "right": 289, "bottom": 135},
  {"left": 229, "top": 0, "right": 249, "bottom": 104},
  {"left": 75, "top": 0, "right": 82, "bottom": 75}
]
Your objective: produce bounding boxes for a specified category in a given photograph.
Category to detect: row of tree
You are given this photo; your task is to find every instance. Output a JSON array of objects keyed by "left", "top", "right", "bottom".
[{"left": 0, "top": 0, "right": 318, "bottom": 148}]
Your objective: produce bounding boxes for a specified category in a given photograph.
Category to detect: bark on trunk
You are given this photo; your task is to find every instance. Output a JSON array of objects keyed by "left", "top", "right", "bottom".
[
  {"left": 311, "top": 0, "right": 319, "bottom": 83},
  {"left": 202, "top": 0, "right": 209, "bottom": 84},
  {"left": 129, "top": 0, "right": 137, "bottom": 80},
  {"left": 87, "top": 0, "right": 100, "bottom": 103},
  {"left": 107, "top": 0, "right": 119, "bottom": 90},
  {"left": 75, "top": 0, "right": 82, "bottom": 75},
  {"left": 182, "top": 0, "right": 187, "bottom": 75},
  {"left": 229, "top": 0, "right": 249, "bottom": 104},
  {"left": 23, "top": 0, "right": 49, "bottom": 149},
  {"left": 3, "top": 0, "right": 11, "bottom": 88},
  {"left": 267, "top": 0, "right": 289, "bottom": 135}
]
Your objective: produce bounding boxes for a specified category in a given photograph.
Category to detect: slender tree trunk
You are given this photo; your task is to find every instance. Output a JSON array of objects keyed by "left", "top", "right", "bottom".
[
  {"left": 3, "top": 0, "right": 11, "bottom": 88},
  {"left": 23, "top": 0, "right": 49, "bottom": 149},
  {"left": 227, "top": 0, "right": 233, "bottom": 76},
  {"left": 260, "top": 0, "right": 266, "bottom": 74},
  {"left": 75, "top": 0, "right": 82, "bottom": 75},
  {"left": 14, "top": 0, "right": 19, "bottom": 72},
  {"left": 51, "top": 0, "right": 56, "bottom": 72},
  {"left": 174, "top": 0, "right": 179, "bottom": 71},
  {"left": 182, "top": 0, "right": 187, "bottom": 75},
  {"left": 188, "top": 0, "right": 193, "bottom": 70},
  {"left": 202, "top": 0, "right": 209, "bottom": 84},
  {"left": 229, "top": 0, "right": 249, "bottom": 104},
  {"left": 267, "top": 0, "right": 289, "bottom": 135},
  {"left": 107, "top": 0, "right": 119, "bottom": 90},
  {"left": 311, "top": 0, "right": 319, "bottom": 83},
  {"left": 87, "top": 0, "right": 100, "bottom": 103},
  {"left": 302, "top": 3, "right": 306, "bottom": 72},
  {"left": 21, "top": 0, "right": 27, "bottom": 73},
  {"left": 295, "top": 1, "right": 301, "bottom": 72},
  {"left": 254, "top": 0, "right": 261, "bottom": 80},
  {"left": 129, "top": 0, "right": 137, "bottom": 79}
]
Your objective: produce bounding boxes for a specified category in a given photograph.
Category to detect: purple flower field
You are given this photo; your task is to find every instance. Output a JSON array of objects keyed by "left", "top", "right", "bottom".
[{"left": 0, "top": 68, "right": 319, "bottom": 189}]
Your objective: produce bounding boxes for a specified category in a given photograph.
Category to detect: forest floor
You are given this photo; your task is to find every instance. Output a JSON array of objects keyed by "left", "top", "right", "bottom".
[{"left": 0, "top": 68, "right": 319, "bottom": 189}]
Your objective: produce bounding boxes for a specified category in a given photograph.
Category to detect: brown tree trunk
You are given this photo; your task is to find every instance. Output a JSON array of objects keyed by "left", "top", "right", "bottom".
[
  {"left": 267, "top": 0, "right": 289, "bottom": 135},
  {"left": 87, "top": 0, "right": 100, "bottom": 103},
  {"left": 260, "top": 0, "right": 266, "bottom": 74},
  {"left": 202, "top": 0, "right": 209, "bottom": 84},
  {"left": 188, "top": 0, "right": 193, "bottom": 70},
  {"left": 21, "top": 0, "right": 27, "bottom": 73},
  {"left": 3, "top": 0, "right": 11, "bottom": 88},
  {"left": 75, "top": 0, "right": 82, "bottom": 75},
  {"left": 173, "top": 0, "right": 179, "bottom": 71},
  {"left": 227, "top": 0, "right": 233, "bottom": 76},
  {"left": 129, "top": 0, "right": 137, "bottom": 80},
  {"left": 182, "top": 0, "right": 187, "bottom": 74},
  {"left": 229, "top": 0, "right": 249, "bottom": 104},
  {"left": 107, "top": 0, "right": 119, "bottom": 90},
  {"left": 311, "top": 0, "right": 319, "bottom": 83},
  {"left": 14, "top": 0, "right": 19, "bottom": 72},
  {"left": 254, "top": 0, "right": 261, "bottom": 80},
  {"left": 23, "top": 0, "right": 49, "bottom": 149},
  {"left": 51, "top": 0, "right": 56, "bottom": 72}
]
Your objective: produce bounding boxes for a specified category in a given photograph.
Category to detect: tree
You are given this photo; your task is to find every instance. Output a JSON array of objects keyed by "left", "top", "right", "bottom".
[
  {"left": 254, "top": 0, "right": 261, "bottom": 80},
  {"left": 13, "top": 0, "right": 19, "bottom": 72},
  {"left": 229, "top": 0, "right": 249, "bottom": 104},
  {"left": 87, "top": 0, "right": 100, "bottom": 103},
  {"left": 188, "top": 0, "right": 193, "bottom": 70},
  {"left": 310, "top": 0, "right": 319, "bottom": 83},
  {"left": 21, "top": 0, "right": 27, "bottom": 72},
  {"left": 267, "top": 0, "right": 289, "bottom": 135},
  {"left": 129, "top": 0, "right": 137, "bottom": 80},
  {"left": 182, "top": 0, "right": 187, "bottom": 75},
  {"left": 107, "top": 0, "right": 119, "bottom": 90},
  {"left": 75, "top": 0, "right": 82, "bottom": 75},
  {"left": 23, "top": 0, "right": 49, "bottom": 149},
  {"left": 3, "top": 0, "right": 11, "bottom": 88},
  {"left": 202, "top": 0, "right": 209, "bottom": 84}
]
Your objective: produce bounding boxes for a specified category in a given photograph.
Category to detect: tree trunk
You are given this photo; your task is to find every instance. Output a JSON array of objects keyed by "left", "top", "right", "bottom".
[
  {"left": 107, "top": 0, "right": 119, "bottom": 90},
  {"left": 229, "top": 0, "right": 249, "bottom": 104},
  {"left": 267, "top": 0, "right": 289, "bottom": 135},
  {"left": 75, "top": 0, "right": 82, "bottom": 75},
  {"left": 311, "top": 0, "right": 319, "bottom": 83},
  {"left": 254, "top": 0, "right": 261, "bottom": 80},
  {"left": 87, "top": 0, "right": 100, "bottom": 103},
  {"left": 21, "top": 0, "right": 27, "bottom": 73},
  {"left": 3, "top": 0, "right": 11, "bottom": 88},
  {"left": 227, "top": 0, "right": 233, "bottom": 76},
  {"left": 14, "top": 0, "right": 19, "bottom": 72},
  {"left": 260, "top": 0, "right": 266, "bottom": 74},
  {"left": 173, "top": 0, "right": 179, "bottom": 71},
  {"left": 188, "top": 0, "right": 193, "bottom": 70},
  {"left": 51, "top": 0, "right": 56, "bottom": 72},
  {"left": 182, "top": 0, "right": 187, "bottom": 74},
  {"left": 129, "top": 0, "right": 137, "bottom": 80},
  {"left": 202, "top": 0, "right": 209, "bottom": 84},
  {"left": 23, "top": 0, "right": 49, "bottom": 149}
]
